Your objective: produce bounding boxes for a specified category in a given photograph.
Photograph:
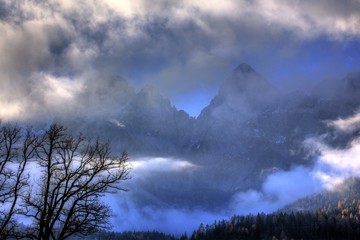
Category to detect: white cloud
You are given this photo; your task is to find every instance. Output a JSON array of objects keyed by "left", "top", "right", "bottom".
[
  {"left": 300, "top": 110, "right": 360, "bottom": 190},
  {"left": 1, "top": 0, "right": 360, "bottom": 121},
  {"left": 309, "top": 137, "right": 360, "bottom": 189},
  {"left": 230, "top": 111, "right": 360, "bottom": 214},
  {"left": 109, "top": 119, "right": 126, "bottom": 128},
  {"left": 105, "top": 194, "right": 225, "bottom": 235},
  {"left": 97, "top": 0, "right": 360, "bottom": 39},
  {"left": 36, "top": 74, "right": 83, "bottom": 101},
  {"left": 131, "top": 157, "right": 197, "bottom": 174},
  {"left": 230, "top": 166, "right": 321, "bottom": 215},
  {"left": 0, "top": 101, "right": 23, "bottom": 122},
  {"left": 328, "top": 112, "right": 360, "bottom": 133}
]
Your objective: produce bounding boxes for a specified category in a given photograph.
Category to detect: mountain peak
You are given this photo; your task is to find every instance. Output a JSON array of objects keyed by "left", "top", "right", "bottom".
[
  {"left": 138, "top": 85, "right": 165, "bottom": 100},
  {"left": 136, "top": 84, "right": 172, "bottom": 109},
  {"left": 234, "top": 63, "right": 256, "bottom": 74},
  {"left": 222, "top": 63, "right": 269, "bottom": 93}
]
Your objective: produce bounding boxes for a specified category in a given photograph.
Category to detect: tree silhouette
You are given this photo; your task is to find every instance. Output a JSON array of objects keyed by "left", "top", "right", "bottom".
[
  {"left": 0, "top": 123, "right": 130, "bottom": 239},
  {"left": 0, "top": 124, "right": 38, "bottom": 238},
  {"left": 21, "top": 124, "right": 130, "bottom": 239}
]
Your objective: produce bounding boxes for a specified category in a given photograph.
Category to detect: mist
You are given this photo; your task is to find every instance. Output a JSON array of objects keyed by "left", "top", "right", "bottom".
[
  {"left": 4, "top": 95, "right": 360, "bottom": 236},
  {"left": 97, "top": 108, "right": 360, "bottom": 235},
  {"left": 1, "top": 0, "right": 360, "bottom": 237}
]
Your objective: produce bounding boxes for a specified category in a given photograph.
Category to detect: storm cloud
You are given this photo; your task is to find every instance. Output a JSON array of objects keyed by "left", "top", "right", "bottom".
[{"left": 1, "top": 0, "right": 360, "bottom": 119}]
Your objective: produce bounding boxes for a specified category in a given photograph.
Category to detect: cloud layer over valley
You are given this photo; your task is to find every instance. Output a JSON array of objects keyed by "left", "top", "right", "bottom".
[
  {"left": 104, "top": 109, "right": 360, "bottom": 234},
  {"left": 1, "top": 0, "right": 360, "bottom": 236}
]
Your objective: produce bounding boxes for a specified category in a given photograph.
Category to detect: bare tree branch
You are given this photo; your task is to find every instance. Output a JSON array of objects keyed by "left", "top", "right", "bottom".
[
  {"left": 23, "top": 124, "right": 130, "bottom": 240},
  {"left": 0, "top": 125, "right": 38, "bottom": 238}
]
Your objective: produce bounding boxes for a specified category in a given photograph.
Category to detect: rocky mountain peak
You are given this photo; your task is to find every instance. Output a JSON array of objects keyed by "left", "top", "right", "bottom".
[
  {"left": 234, "top": 62, "right": 256, "bottom": 74},
  {"left": 198, "top": 63, "right": 278, "bottom": 122},
  {"left": 218, "top": 63, "right": 277, "bottom": 98},
  {"left": 125, "top": 84, "right": 173, "bottom": 116},
  {"left": 138, "top": 84, "right": 159, "bottom": 97}
]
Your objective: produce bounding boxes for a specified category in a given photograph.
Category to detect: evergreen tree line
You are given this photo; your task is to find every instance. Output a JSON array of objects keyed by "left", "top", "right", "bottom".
[
  {"left": 183, "top": 196, "right": 360, "bottom": 240},
  {"left": 88, "top": 230, "right": 177, "bottom": 240},
  {"left": 83, "top": 194, "right": 360, "bottom": 240}
]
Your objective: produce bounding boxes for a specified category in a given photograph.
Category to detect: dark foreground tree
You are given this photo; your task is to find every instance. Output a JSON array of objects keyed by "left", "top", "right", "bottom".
[
  {"left": 0, "top": 123, "right": 130, "bottom": 239},
  {"left": 21, "top": 124, "right": 130, "bottom": 240},
  {"left": 0, "top": 124, "right": 38, "bottom": 238}
]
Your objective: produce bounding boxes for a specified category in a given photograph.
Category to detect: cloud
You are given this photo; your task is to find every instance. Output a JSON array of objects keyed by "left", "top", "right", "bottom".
[
  {"left": 130, "top": 157, "right": 198, "bottom": 175},
  {"left": 1, "top": 0, "right": 359, "bottom": 121},
  {"left": 99, "top": 0, "right": 360, "bottom": 39},
  {"left": 0, "top": 101, "right": 23, "bottom": 121},
  {"left": 300, "top": 111, "right": 360, "bottom": 189},
  {"left": 226, "top": 116, "right": 360, "bottom": 220},
  {"left": 103, "top": 156, "right": 323, "bottom": 234},
  {"left": 106, "top": 198, "right": 225, "bottom": 235},
  {"left": 328, "top": 111, "right": 360, "bottom": 133},
  {"left": 11, "top": 109, "right": 360, "bottom": 235},
  {"left": 105, "top": 160, "right": 322, "bottom": 235},
  {"left": 33, "top": 73, "right": 83, "bottom": 101},
  {"left": 307, "top": 137, "right": 360, "bottom": 189},
  {"left": 230, "top": 166, "right": 321, "bottom": 215},
  {"left": 249, "top": 0, "right": 360, "bottom": 39},
  {"left": 226, "top": 111, "right": 360, "bottom": 220},
  {"left": 103, "top": 157, "right": 210, "bottom": 235}
]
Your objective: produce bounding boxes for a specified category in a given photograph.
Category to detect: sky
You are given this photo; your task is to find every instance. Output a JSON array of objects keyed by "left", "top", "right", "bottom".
[
  {"left": 0, "top": 0, "right": 360, "bottom": 118},
  {"left": 2, "top": 0, "right": 360, "bottom": 235}
]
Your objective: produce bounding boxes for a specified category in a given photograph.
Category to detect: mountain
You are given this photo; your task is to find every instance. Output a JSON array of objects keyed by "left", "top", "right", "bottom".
[
  {"left": 69, "top": 83, "right": 194, "bottom": 156},
  {"left": 198, "top": 63, "right": 278, "bottom": 123},
  {"left": 61, "top": 64, "right": 360, "bottom": 210},
  {"left": 188, "top": 64, "right": 331, "bottom": 190},
  {"left": 115, "top": 85, "right": 194, "bottom": 156}
]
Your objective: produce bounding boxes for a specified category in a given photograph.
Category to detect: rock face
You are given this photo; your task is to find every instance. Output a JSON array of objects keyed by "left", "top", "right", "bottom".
[
  {"left": 199, "top": 63, "right": 278, "bottom": 123},
  {"left": 64, "top": 64, "right": 360, "bottom": 209},
  {"left": 115, "top": 85, "right": 194, "bottom": 156},
  {"left": 72, "top": 83, "right": 195, "bottom": 156}
]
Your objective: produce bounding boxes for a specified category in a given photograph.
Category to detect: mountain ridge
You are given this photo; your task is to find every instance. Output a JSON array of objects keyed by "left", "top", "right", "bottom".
[{"left": 60, "top": 63, "right": 360, "bottom": 211}]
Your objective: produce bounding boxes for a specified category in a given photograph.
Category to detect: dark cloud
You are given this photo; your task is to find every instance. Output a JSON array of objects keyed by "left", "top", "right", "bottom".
[
  {"left": 0, "top": 0, "right": 360, "bottom": 118},
  {"left": 0, "top": 2, "right": 9, "bottom": 20},
  {"left": 1, "top": 1, "right": 360, "bottom": 234}
]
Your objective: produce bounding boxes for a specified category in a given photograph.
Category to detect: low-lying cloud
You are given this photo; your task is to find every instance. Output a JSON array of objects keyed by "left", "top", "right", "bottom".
[
  {"left": 308, "top": 110, "right": 360, "bottom": 189},
  {"left": 104, "top": 157, "right": 211, "bottom": 235},
  {"left": 102, "top": 111, "right": 360, "bottom": 235},
  {"left": 2, "top": 0, "right": 360, "bottom": 235},
  {"left": 9, "top": 115, "right": 360, "bottom": 235},
  {"left": 230, "top": 166, "right": 322, "bottom": 215},
  {"left": 230, "top": 111, "right": 360, "bottom": 216},
  {"left": 107, "top": 199, "right": 226, "bottom": 235}
]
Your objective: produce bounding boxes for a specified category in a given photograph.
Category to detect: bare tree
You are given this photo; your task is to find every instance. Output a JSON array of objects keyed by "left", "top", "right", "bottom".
[
  {"left": 20, "top": 124, "right": 130, "bottom": 240},
  {"left": 0, "top": 124, "right": 38, "bottom": 238}
]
